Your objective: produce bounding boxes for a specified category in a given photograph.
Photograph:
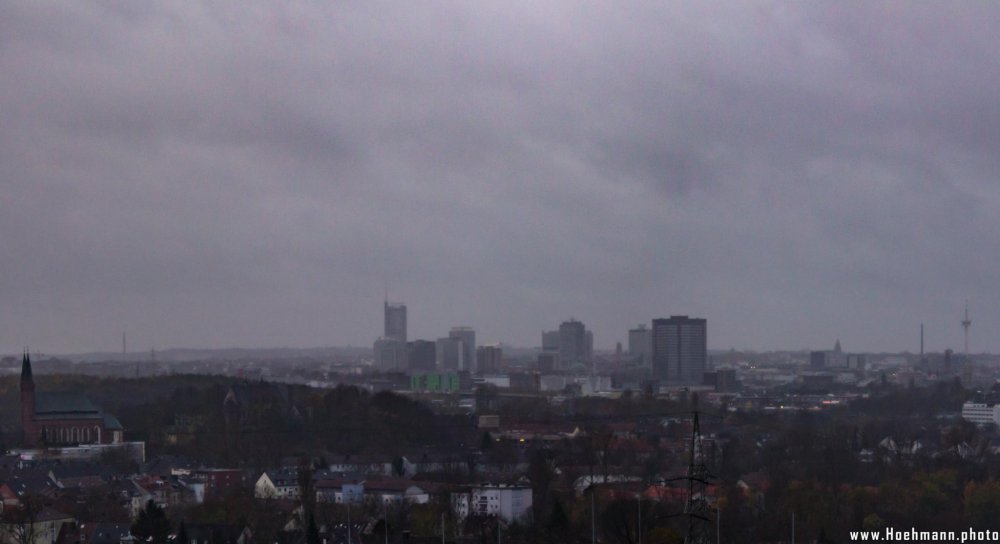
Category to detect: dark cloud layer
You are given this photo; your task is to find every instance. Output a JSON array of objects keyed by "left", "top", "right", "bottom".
[{"left": 2, "top": 2, "right": 998, "bottom": 354}]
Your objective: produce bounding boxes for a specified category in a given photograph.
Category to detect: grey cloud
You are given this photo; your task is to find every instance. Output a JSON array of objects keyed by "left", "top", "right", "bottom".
[{"left": 2, "top": 2, "right": 999, "bottom": 353}]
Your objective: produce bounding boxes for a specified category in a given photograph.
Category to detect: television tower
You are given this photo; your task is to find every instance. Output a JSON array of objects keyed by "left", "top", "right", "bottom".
[{"left": 961, "top": 301, "right": 972, "bottom": 356}]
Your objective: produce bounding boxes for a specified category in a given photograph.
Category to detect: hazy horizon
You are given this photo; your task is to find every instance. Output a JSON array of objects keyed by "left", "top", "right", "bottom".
[
  {"left": 3, "top": 3, "right": 998, "bottom": 354},
  {"left": 6, "top": 341, "right": 988, "bottom": 361}
]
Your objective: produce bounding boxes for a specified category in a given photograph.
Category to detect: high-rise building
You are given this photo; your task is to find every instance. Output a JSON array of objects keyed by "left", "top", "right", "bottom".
[
  {"left": 651, "top": 316, "right": 707, "bottom": 384},
  {"left": 449, "top": 327, "right": 476, "bottom": 372},
  {"left": 558, "top": 319, "right": 591, "bottom": 370},
  {"left": 476, "top": 344, "right": 502, "bottom": 375},
  {"left": 809, "top": 347, "right": 849, "bottom": 369},
  {"left": 628, "top": 324, "right": 651, "bottom": 367},
  {"left": 437, "top": 337, "right": 464, "bottom": 371},
  {"left": 703, "top": 368, "right": 741, "bottom": 393},
  {"left": 407, "top": 340, "right": 436, "bottom": 372},
  {"left": 540, "top": 330, "right": 561, "bottom": 372},
  {"left": 537, "top": 352, "right": 558, "bottom": 373},
  {"left": 384, "top": 300, "right": 407, "bottom": 342},
  {"left": 374, "top": 338, "right": 407, "bottom": 371},
  {"left": 810, "top": 351, "right": 828, "bottom": 369},
  {"left": 541, "top": 331, "right": 560, "bottom": 352},
  {"left": 715, "top": 368, "right": 739, "bottom": 392},
  {"left": 846, "top": 354, "right": 866, "bottom": 371}
]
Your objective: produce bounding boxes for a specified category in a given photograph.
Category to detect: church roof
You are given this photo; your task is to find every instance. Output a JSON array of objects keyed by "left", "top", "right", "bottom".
[
  {"left": 35, "top": 392, "right": 103, "bottom": 419},
  {"left": 34, "top": 506, "right": 72, "bottom": 522},
  {"left": 103, "top": 413, "right": 123, "bottom": 430},
  {"left": 20, "top": 356, "right": 124, "bottom": 435},
  {"left": 33, "top": 392, "right": 124, "bottom": 430}
]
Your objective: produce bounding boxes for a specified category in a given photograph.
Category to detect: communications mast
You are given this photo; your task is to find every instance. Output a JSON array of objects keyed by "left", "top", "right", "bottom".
[{"left": 961, "top": 301, "right": 972, "bottom": 356}]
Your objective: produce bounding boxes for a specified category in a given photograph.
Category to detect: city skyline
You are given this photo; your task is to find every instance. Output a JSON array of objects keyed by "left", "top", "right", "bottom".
[
  {"left": 3, "top": 3, "right": 1000, "bottom": 354},
  {"left": 10, "top": 300, "right": 983, "bottom": 359}
]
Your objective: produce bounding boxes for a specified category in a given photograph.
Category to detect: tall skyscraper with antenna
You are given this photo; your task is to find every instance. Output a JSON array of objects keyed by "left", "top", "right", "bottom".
[
  {"left": 962, "top": 301, "right": 972, "bottom": 356},
  {"left": 375, "top": 286, "right": 408, "bottom": 371}
]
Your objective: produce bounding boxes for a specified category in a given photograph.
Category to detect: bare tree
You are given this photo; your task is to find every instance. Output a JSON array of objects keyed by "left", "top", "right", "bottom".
[{"left": 0, "top": 494, "right": 42, "bottom": 544}]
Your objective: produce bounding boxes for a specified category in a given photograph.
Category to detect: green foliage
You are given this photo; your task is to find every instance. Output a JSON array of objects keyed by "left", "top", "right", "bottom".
[
  {"left": 963, "top": 480, "right": 1000, "bottom": 529},
  {"left": 131, "top": 500, "right": 171, "bottom": 544},
  {"left": 175, "top": 522, "right": 189, "bottom": 544},
  {"left": 546, "top": 500, "right": 571, "bottom": 542},
  {"left": 862, "top": 513, "right": 886, "bottom": 532},
  {"left": 600, "top": 498, "right": 649, "bottom": 544},
  {"left": 2, "top": 374, "right": 474, "bottom": 467},
  {"left": 528, "top": 448, "right": 556, "bottom": 520},
  {"left": 6, "top": 371, "right": 1000, "bottom": 541},
  {"left": 646, "top": 527, "right": 683, "bottom": 544},
  {"left": 405, "top": 503, "right": 449, "bottom": 539},
  {"left": 305, "top": 513, "right": 320, "bottom": 544}
]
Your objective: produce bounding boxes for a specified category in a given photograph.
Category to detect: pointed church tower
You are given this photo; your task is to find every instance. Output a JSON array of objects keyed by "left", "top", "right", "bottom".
[{"left": 20, "top": 350, "right": 37, "bottom": 446}]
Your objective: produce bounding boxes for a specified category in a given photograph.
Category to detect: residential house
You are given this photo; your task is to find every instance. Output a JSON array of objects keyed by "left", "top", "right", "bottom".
[
  {"left": 315, "top": 478, "right": 364, "bottom": 504},
  {"left": 364, "top": 479, "right": 431, "bottom": 505},
  {"left": 0, "top": 506, "right": 74, "bottom": 544},
  {"left": 254, "top": 469, "right": 301, "bottom": 500},
  {"left": 183, "top": 524, "right": 253, "bottom": 544},
  {"left": 452, "top": 484, "right": 532, "bottom": 523}
]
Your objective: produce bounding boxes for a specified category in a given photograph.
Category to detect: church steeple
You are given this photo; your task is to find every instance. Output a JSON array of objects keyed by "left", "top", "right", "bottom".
[
  {"left": 21, "top": 349, "right": 36, "bottom": 446},
  {"left": 20, "top": 350, "right": 33, "bottom": 392}
]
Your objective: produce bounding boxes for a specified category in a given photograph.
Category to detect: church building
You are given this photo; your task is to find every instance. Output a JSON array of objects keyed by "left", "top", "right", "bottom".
[{"left": 20, "top": 352, "right": 124, "bottom": 447}]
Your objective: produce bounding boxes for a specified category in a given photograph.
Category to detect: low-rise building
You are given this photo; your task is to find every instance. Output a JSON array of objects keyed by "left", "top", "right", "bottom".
[
  {"left": 254, "top": 469, "right": 301, "bottom": 500},
  {"left": 327, "top": 454, "right": 392, "bottom": 476},
  {"left": 315, "top": 478, "right": 365, "bottom": 504},
  {"left": 452, "top": 484, "right": 532, "bottom": 523},
  {"left": 962, "top": 402, "right": 1000, "bottom": 426},
  {"left": 190, "top": 469, "right": 244, "bottom": 502},
  {"left": 364, "top": 479, "right": 430, "bottom": 504},
  {"left": 1, "top": 506, "right": 74, "bottom": 544}
]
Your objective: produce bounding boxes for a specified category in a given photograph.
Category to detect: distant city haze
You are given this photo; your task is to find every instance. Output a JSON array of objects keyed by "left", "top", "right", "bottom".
[{"left": 2, "top": 3, "right": 998, "bottom": 354}]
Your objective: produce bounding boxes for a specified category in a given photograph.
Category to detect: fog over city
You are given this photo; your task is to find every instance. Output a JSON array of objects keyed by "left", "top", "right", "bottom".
[{"left": 3, "top": 2, "right": 999, "bottom": 354}]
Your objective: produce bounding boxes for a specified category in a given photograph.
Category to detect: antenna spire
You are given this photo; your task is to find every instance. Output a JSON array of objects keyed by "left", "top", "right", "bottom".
[
  {"left": 920, "top": 323, "right": 924, "bottom": 358},
  {"left": 961, "top": 300, "right": 972, "bottom": 356}
]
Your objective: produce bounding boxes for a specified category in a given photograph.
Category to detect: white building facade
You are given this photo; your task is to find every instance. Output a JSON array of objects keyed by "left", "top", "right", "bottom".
[
  {"left": 962, "top": 402, "right": 1000, "bottom": 426},
  {"left": 453, "top": 485, "right": 532, "bottom": 523}
]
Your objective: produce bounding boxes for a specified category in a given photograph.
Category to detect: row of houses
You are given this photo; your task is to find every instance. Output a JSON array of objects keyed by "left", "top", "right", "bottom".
[{"left": 254, "top": 469, "right": 533, "bottom": 523}]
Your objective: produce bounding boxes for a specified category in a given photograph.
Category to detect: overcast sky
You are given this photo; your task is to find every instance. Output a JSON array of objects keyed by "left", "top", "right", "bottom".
[{"left": 3, "top": 2, "right": 999, "bottom": 355}]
